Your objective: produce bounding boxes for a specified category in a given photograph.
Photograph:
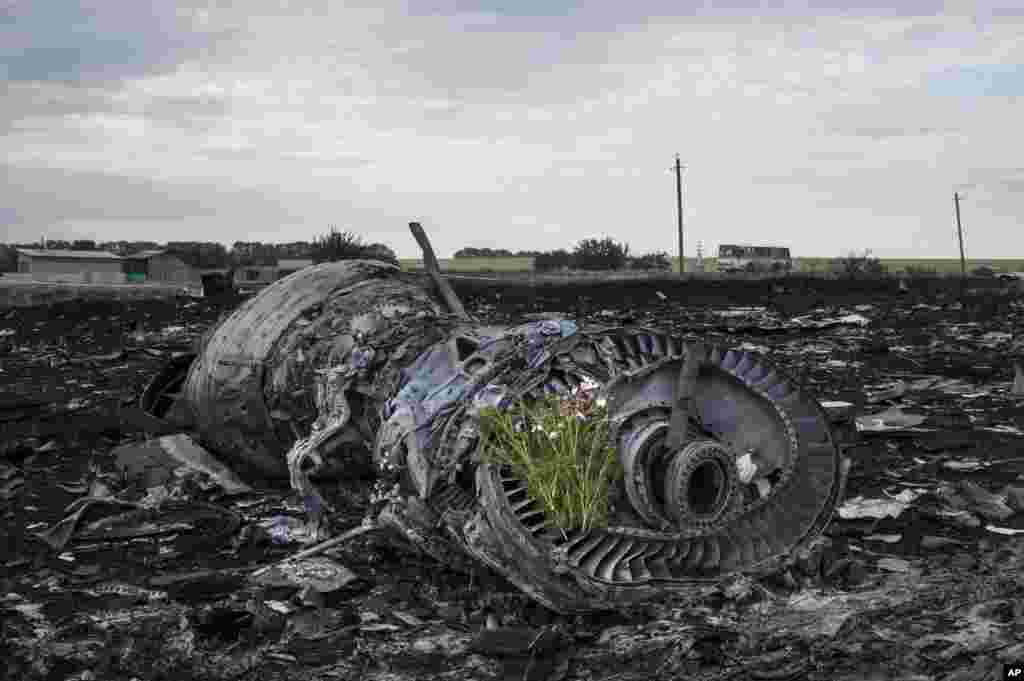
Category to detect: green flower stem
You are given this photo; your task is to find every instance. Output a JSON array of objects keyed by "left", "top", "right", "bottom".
[{"left": 479, "top": 394, "right": 623, "bottom": 532}]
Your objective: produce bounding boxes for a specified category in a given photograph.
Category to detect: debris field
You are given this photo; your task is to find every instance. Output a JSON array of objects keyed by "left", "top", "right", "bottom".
[{"left": 1, "top": 275, "right": 1023, "bottom": 681}]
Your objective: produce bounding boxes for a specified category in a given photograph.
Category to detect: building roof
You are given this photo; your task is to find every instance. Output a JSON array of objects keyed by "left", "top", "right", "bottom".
[
  {"left": 17, "top": 248, "right": 123, "bottom": 260},
  {"left": 278, "top": 258, "right": 315, "bottom": 269}
]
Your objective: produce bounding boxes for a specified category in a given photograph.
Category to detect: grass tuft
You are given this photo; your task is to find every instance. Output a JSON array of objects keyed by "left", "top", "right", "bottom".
[{"left": 478, "top": 386, "right": 622, "bottom": 534}]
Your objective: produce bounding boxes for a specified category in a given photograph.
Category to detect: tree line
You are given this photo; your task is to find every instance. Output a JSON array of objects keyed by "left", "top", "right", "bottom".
[
  {"left": 454, "top": 238, "right": 671, "bottom": 272},
  {"left": 0, "top": 230, "right": 671, "bottom": 274},
  {"left": 453, "top": 247, "right": 544, "bottom": 258},
  {"left": 531, "top": 238, "right": 672, "bottom": 272}
]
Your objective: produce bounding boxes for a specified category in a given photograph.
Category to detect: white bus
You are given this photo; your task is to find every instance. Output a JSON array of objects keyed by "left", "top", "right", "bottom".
[{"left": 717, "top": 245, "right": 792, "bottom": 273}]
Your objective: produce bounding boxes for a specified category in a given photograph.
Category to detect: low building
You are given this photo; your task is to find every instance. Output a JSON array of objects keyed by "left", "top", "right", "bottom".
[
  {"left": 277, "top": 258, "right": 315, "bottom": 278},
  {"left": 15, "top": 248, "right": 126, "bottom": 284},
  {"left": 123, "top": 250, "right": 201, "bottom": 287}
]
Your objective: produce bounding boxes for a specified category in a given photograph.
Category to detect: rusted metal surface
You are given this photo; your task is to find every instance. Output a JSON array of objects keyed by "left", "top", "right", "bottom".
[{"left": 149, "top": 260, "right": 848, "bottom": 613}]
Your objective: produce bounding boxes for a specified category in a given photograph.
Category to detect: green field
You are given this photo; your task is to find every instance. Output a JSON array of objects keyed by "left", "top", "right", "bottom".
[
  {"left": 792, "top": 258, "right": 1024, "bottom": 274},
  {"left": 399, "top": 256, "right": 535, "bottom": 272},
  {"left": 400, "top": 256, "right": 1024, "bottom": 274}
]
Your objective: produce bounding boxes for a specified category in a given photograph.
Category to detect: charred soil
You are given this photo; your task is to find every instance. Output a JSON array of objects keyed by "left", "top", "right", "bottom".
[{"left": 1, "top": 279, "right": 1022, "bottom": 681}]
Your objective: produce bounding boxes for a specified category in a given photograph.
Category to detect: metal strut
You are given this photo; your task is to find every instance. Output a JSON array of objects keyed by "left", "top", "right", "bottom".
[{"left": 667, "top": 342, "right": 706, "bottom": 450}]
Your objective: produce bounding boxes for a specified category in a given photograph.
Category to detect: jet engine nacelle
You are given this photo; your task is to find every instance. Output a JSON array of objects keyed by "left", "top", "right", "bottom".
[{"left": 144, "top": 261, "right": 847, "bottom": 613}]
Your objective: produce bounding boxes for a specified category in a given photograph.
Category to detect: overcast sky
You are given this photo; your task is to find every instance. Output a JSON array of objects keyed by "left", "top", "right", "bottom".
[{"left": 2, "top": 1, "right": 1022, "bottom": 258}]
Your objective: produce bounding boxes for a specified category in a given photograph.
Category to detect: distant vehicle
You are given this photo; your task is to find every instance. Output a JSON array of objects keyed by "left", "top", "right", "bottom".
[{"left": 717, "top": 245, "right": 792, "bottom": 273}]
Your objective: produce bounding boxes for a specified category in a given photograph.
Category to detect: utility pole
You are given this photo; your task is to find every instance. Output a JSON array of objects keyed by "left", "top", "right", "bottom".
[
  {"left": 953, "top": 192, "right": 966, "bottom": 280},
  {"left": 673, "top": 155, "right": 685, "bottom": 275}
]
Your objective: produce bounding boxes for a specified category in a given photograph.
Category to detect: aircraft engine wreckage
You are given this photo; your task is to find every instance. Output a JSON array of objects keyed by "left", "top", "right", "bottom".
[{"left": 143, "top": 260, "right": 851, "bottom": 613}]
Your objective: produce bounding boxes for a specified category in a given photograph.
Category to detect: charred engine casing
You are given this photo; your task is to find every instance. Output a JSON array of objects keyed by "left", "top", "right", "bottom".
[{"left": 146, "top": 260, "right": 847, "bottom": 613}]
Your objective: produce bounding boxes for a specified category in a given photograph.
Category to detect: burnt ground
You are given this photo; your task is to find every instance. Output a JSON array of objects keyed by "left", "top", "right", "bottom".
[{"left": 1, "top": 277, "right": 1023, "bottom": 681}]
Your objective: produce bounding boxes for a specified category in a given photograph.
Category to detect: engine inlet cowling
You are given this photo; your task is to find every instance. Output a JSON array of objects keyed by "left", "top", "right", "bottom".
[
  {"left": 663, "top": 440, "right": 739, "bottom": 529},
  {"left": 149, "top": 261, "right": 848, "bottom": 613}
]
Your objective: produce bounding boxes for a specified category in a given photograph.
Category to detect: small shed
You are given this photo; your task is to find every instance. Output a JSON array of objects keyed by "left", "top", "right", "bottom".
[
  {"left": 199, "top": 269, "right": 235, "bottom": 296},
  {"left": 150, "top": 252, "right": 199, "bottom": 286},
  {"left": 16, "top": 249, "right": 126, "bottom": 284},
  {"left": 123, "top": 250, "right": 200, "bottom": 286},
  {"left": 123, "top": 249, "right": 159, "bottom": 282}
]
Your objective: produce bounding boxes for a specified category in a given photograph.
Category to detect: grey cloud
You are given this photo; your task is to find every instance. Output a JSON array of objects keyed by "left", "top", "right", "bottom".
[
  {"left": 957, "top": 168, "right": 1024, "bottom": 195},
  {"left": 749, "top": 168, "right": 829, "bottom": 186},
  {"left": 197, "top": 148, "right": 374, "bottom": 168},
  {"left": 122, "top": 93, "right": 233, "bottom": 132},
  {"left": 1, "top": 82, "right": 232, "bottom": 136},
  {"left": 830, "top": 126, "right": 956, "bottom": 141},
  {"left": 1, "top": 83, "right": 114, "bottom": 126},
  {"left": 0, "top": 162, "right": 410, "bottom": 246},
  {"left": 419, "top": 100, "right": 466, "bottom": 121},
  {"left": 323, "top": 6, "right": 633, "bottom": 104},
  {"left": 747, "top": 162, "right": 927, "bottom": 192},
  {"left": 817, "top": 89, "right": 982, "bottom": 144},
  {"left": 805, "top": 149, "right": 867, "bottom": 161},
  {"left": 1, "top": 163, "right": 306, "bottom": 225}
]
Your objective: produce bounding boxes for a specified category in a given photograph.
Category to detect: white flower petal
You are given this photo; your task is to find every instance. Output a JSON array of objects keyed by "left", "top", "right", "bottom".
[{"left": 735, "top": 453, "right": 758, "bottom": 484}]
